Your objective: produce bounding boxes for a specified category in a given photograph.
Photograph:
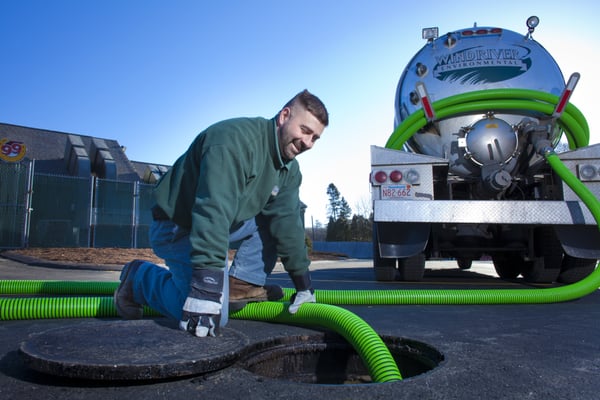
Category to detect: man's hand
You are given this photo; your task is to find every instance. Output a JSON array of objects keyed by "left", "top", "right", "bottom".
[
  {"left": 288, "top": 289, "right": 316, "bottom": 314},
  {"left": 179, "top": 268, "right": 224, "bottom": 337}
]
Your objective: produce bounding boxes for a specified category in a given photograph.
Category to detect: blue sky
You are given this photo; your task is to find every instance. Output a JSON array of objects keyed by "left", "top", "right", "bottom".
[{"left": 2, "top": 0, "right": 599, "bottom": 225}]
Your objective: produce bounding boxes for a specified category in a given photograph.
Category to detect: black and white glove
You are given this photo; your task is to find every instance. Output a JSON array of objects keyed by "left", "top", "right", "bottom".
[
  {"left": 288, "top": 271, "right": 316, "bottom": 314},
  {"left": 179, "top": 268, "right": 224, "bottom": 337}
]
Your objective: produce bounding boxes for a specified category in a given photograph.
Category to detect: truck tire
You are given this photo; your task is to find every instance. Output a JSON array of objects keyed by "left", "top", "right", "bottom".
[
  {"left": 521, "top": 227, "right": 562, "bottom": 283},
  {"left": 373, "top": 250, "right": 396, "bottom": 269},
  {"left": 398, "top": 253, "right": 426, "bottom": 281},
  {"left": 374, "top": 266, "right": 398, "bottom": 281},
  {"left": 558, "top": 255, "right": 597, "bottom": 283},
  {"left": 492, "top": 254, "right": 522, "bottom": 279},
  {"left": 521, "top": 258, "right": 558, "bottom": 283},
  {"left": 457, "top": 258, "right": 472, "bottom": 270},
  {"left": 373, "top": 246, "right": 397, "bottom": 281}
]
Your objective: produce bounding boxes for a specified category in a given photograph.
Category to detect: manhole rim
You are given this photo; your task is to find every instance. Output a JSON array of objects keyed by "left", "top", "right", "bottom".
[{"left": 236, "top": 332, "right": 445, "bottom": 385}]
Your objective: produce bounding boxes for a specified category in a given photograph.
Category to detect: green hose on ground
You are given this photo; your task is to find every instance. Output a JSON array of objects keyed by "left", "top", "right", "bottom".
[
  {"left": 0, "top": 293, "right": 403, "bottom": 382},
  {"left": 0, "top": 280, "right": 118, "bottom": 295},
  {"left": 230, "top": 302, "right": 402, "bottom": 382}
]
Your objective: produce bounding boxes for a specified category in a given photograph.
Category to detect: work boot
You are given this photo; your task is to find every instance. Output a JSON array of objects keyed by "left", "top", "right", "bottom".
[
  {"left": 114, "top": 259, "right": 145, "bottom": 319},
  {"left": 229, "top": 276, "right": 284, "bottom": 311}
]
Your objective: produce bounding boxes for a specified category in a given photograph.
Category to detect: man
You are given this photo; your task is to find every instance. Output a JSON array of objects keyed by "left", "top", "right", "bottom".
[{"left": 114, "top": 89, "right": 329, "bottom": 338}]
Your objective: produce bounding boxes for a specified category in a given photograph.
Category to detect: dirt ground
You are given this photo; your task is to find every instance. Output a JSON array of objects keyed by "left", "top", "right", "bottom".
[{"left": 2, "top": 247, "right": 346, "bottom": 266}]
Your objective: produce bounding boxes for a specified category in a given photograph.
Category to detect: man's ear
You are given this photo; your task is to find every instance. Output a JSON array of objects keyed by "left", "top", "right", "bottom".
[{"left": 277, "top": 106, "right": 291, "bottom": 126}]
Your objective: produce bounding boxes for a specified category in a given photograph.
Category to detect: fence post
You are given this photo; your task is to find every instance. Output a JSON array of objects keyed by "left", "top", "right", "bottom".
[
  {"left": 132, "top": 181, "right": 140, "bottom": 248},
  {"left": 21, "top": 160, "right": 35, "bottom": 248},
  {"left": 88, "top": 176, "right": 97, "bottom": 247}
]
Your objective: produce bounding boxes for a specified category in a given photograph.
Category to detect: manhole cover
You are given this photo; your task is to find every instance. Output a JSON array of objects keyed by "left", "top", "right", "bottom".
[{"left": 19, "top": 319, "right": 249, "bottom": 380}]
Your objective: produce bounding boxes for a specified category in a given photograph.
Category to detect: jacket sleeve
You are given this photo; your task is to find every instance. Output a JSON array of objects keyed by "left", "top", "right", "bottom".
[{"left": 188, "top": 144, "right": 246, "bottom": 271}]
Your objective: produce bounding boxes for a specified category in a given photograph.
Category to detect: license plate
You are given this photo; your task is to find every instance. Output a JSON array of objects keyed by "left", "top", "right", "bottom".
[{"left": 381, "top": 184, "right": 414, "bottom": 199}]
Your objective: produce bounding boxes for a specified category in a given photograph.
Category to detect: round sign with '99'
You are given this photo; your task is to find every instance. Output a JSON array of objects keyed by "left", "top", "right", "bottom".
[{"left": 0, "top": 139, "right": 27, "bottom": 162}]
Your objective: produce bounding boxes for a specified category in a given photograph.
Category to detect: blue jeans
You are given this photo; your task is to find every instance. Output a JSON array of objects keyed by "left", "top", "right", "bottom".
[{"left": 130, "top": 215, "right": 277, "bottom": 327}]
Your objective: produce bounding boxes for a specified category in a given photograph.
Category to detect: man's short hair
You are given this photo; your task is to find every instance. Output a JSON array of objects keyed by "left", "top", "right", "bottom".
[{"left": 284, "top": 89, "right": 329, "bottom": 127}]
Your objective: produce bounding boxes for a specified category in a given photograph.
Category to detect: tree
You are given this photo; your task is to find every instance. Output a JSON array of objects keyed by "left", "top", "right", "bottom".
[
  {"left": 350, "top": 214, "right": 372, "bottom": 241},
  {"left": 326, "top": 215, "right": 349, "bottom": 241},
  {"left": 326, "top": 183, "right": 351, "bottom": 220},
  {"left": 326, "top": 183, "right": 352, "bottom": 241},
  {"left": 352, "top": 196, "right": 373, "bottom": 241},
  {"left": 326, "top": 183, "right": 341, "bottom": 220},
  {"left": 325, "top": 182, "right": 372, "bottom": 242}
]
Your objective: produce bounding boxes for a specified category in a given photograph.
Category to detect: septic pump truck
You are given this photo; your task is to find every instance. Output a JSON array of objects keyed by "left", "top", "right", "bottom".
[{"left": 370, "top": 16, "right": 600, "bottom": 283}]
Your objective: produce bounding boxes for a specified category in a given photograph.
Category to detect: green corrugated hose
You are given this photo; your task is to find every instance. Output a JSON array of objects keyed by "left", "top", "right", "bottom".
[
  {"left": 230, "top": 302, "right": 402, "bottom": 382},
  {"left": 385, "top": 88, "right": 589, "bottom": 150},
  {"left": 1, "top": 89, "right": 598, "bottom": 383},
  {"left": 0, "top": 293, "right": 402, "bottom": 382}
]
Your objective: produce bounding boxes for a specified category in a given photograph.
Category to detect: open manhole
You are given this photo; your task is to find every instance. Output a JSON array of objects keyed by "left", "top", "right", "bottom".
[{"left": 238, "top": 333, "right": 443, "bottom": 384}]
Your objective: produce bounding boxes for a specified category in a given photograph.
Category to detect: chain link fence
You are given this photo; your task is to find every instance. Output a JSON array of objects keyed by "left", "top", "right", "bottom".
[
  {"left": 0, "top": 161, "right": 155, "bottom": 249},
  {"left": 0, "top": 162, "right": 30, "bottom": 248}
]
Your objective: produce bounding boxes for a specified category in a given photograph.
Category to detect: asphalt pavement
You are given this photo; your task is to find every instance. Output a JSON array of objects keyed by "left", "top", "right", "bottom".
[{"left": 1, "top": 255, "right": 599, "bottom": 399}]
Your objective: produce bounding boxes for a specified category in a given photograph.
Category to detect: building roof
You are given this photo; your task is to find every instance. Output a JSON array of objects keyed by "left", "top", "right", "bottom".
[{"left": 0, "top": 122, "right": 169, "bottom": 182}]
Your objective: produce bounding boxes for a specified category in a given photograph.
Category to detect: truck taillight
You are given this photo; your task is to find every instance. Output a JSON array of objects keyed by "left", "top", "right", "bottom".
[
  {"left": 374, "top": 171, "right": 387, "bottom": 183},
  {"left": 390, "top": 170, "right": 403, "bottom": 182},
  {"left": 373, "top": 169, "right": 421, "bottom": 185}
]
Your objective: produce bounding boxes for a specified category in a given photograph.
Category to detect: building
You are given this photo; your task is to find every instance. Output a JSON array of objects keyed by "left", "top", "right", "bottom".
[
  {"left": 0, "top": 122, "right": 170, "bottom": 248},
  {"left": 0, "top": 122, "right": 169, "bottom": 182}
]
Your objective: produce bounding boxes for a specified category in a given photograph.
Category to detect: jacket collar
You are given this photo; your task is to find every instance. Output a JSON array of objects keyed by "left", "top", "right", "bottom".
[{"left": 270, "top": 117, "right": 293, "bottom": 170}]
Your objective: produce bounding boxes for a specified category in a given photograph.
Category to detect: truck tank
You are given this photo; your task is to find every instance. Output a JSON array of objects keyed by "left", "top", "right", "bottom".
[
  {"left": 396, "top": 17, "right": 564, "bottom": 188},
  {"left": 371, "top": 17, "right": 600, "bottom": 283}
]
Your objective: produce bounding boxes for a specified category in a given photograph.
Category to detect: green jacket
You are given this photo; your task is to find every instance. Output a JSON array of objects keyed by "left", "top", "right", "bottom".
[{"left": 153, "top": 116, "right": 310, "bottom": 277}]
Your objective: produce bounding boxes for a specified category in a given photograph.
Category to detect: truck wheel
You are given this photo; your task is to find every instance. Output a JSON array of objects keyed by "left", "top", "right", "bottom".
[
  {"left": 492, "top": 254, "right": 522, "bottom": 279},
  {"left": 521, "top": 227, "right": 562, "bottom": 283},
  {"left": 373, "top": 252, "right": 396, "bottom": 268},
  {"left": 373, "top": 238, "right": 397, "bottom": 281},
  {"left": 521, "top": 258, "right": 559, "bottom": 283},
  {"left": 457, "top": 258, "right": 472, "bottom": 270},
  {"left": 398, "top": 253, "right": 425, "bottom": 281},
  {"left": 558, "top": 255, "right": 597, "bottom": 283},
  {"left": 374, "top": 266, "right": 398, "bottom": 281}
]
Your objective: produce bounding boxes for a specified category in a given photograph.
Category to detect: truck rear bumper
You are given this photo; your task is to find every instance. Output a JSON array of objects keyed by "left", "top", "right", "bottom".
[{"left": 373, "top": 200, "right": 596, "bottom": 225}]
